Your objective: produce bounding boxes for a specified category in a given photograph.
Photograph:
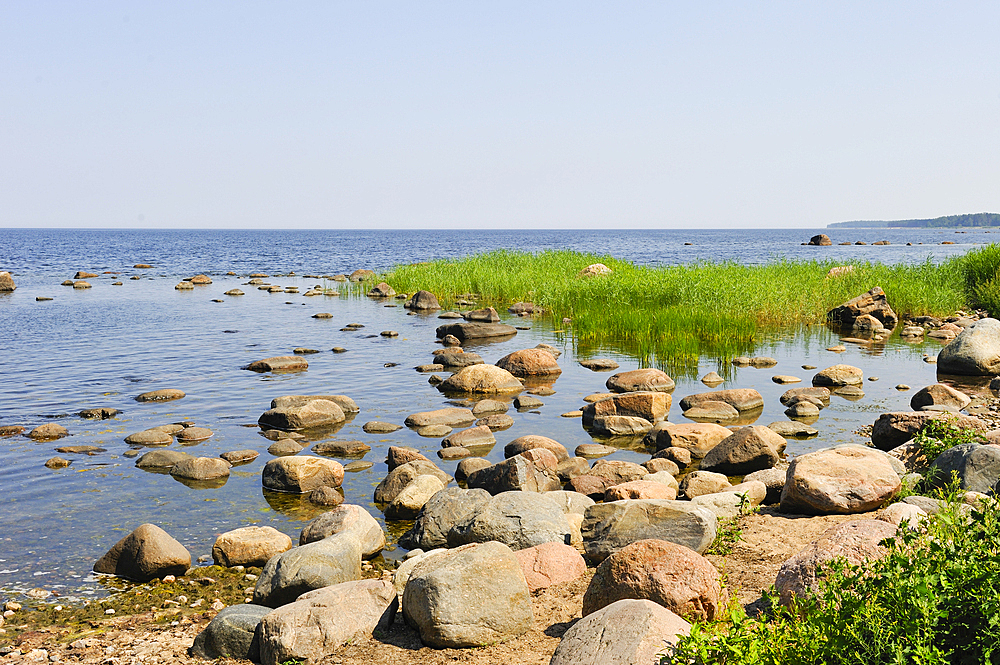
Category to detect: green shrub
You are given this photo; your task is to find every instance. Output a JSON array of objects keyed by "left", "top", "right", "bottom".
[{"left": 663, "top": 497, "right": 1000, "bottom": 665}]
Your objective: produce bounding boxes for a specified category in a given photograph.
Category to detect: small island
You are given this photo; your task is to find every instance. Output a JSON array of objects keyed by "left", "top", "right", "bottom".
[{"left": 829, "top": 212, "right": 1000, "bottom": 228}]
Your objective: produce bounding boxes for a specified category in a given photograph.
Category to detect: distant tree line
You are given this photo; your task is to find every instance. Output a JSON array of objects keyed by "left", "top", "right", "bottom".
[{"left": 828, "top": 212, "right": 1000, "bottom": 228}]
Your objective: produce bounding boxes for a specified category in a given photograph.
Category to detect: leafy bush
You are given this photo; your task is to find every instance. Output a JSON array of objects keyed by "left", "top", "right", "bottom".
[
  {"left": 911, "top": 417, "right": 987, "bottom": 468},
  {"left": 663, "top": 496, "right": 1000, "bottom": 665}
]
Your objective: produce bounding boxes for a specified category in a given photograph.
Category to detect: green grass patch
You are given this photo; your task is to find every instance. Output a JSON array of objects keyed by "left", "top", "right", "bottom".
[
  {"left": 381, "top": 248, "right": 986, "bottom": 374},
  {"left": 663, "top": 494, "right": 1000, "bottom": 665}
]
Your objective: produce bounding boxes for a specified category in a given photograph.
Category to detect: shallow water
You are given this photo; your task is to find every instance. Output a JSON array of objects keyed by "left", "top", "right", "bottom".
[{"left": 0, "top": 228, "right": 985, "bottom": 600}]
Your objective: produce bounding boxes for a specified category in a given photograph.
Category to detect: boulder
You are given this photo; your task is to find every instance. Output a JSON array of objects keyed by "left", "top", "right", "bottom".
[
  {"left": 253, "top": 535, "right": 363, "bottom": 608},
  {"left": 245, "top": 356, "right": 309, "bottom": 373},
  {"left": 364, "top": 421, "right": 402, "bottom": 433},
  {"left": 441, "top": 425, "right": 496, "bottom": 450},
  {"left": 588, "top": 459, "right": 648, "bottom": 485},
  {"left": 580, "top": 358, "right": 620, "bottom": 371},
  {"left": 312, "top": 440, "right": 371, "bottom": 457},
  {"left": 826, "top": 287, "right": 899, "bottom": 330},
  {"left": 348, "top": 269, "right": 376, "bottom": 282},
  {"left": 643, "top": 457, "right": 680, "bottom": 475},
  {"left": 643, "top": 422, "right": 732, "bottom": 458},
  {"left": 495, "top": 349, "right": 562, "bottom": 376},
  {"left": 405, "top": 290, "right": 440, "bottom": 310},
  {"left": 936, "top": 318, "right": 1000, "bottom": 375},
  {"left": 262, "top": 456, "right": 344, "bottom": 493},
  {"left": 79, "top": 407, "right": 119, "bottom": 419},
  {"left": 212, "top": 526, "right": 293, "bottom": 567},
  {"left": 270, "top": 394, "right": 358, "bottom": 414},
  {"left": 170, "top": 457, "right": 231, "bottom": 481},
  {"left": 606, "top": 368, "right": 675, "bottom": 393},
  {"left": 910, "top": 383, "right": 972, "bottom": 411},
  {"left": 514, "top": 542, "right": 586, "bottom": 592},
  {"left": 402, "top": 542, "right": 532, "bottom": 648},
  {"left": 605, "top": 480, "right": 676, "bottom": 501},
  {"left": 0, "top": 271, "right": 15, "bottom": 291},
  {"left": 679, "top": 470, "right": 732, "bottom": 499},
  {"left": 438, "top": 364, "right": 524, "bottom": 394},
  {"left": 775, "top": 519, "right": 898, "bottom": 605},
  {"left": 93, "top": 524, "right": 191, "bottom": 581},
  {"left": 556, "top": 456, "right": 592, "bottom": 482},
  {"left": 191, "top": 604, "right": 272, "bottom": 661},
  {"left": 880, "top": 502, "right": 928, "bottom": 528},
  {"left": 176, "top": 426, "right": 213, "bottom": 443},
  {"left": 582, "top": 392, "right": 671, "bottom": 427},
  {"left": 135, "top": 449, "right": 192, "bottom": 470},
  {"left": 812, "top": 364, "right": 863, "bottom": 387},
  {"left": 767, "top": 420, "right": 819, "bottom": 438},
  {"left": 386, "top": 475, "right": 447, "bottom": 519},
  {"left": 780, "top": 386, "right": 831, "bottom": 406},
  {"left": 455, "top": 458, "right": 492, "bottom": 484},
  {"left": 544, "top": 489, "right": 597, "bottom": 515},
  {"left": 374, "top": 460, "right": 451, "bottom": 504},
  {"left": 367, "top": 281, "right": 396, "bottom": 297},
  {"left": 678, "top": 389, "right": 763, "bottom": 413},
  {"left": 808, "top": 234, "right": 832, "bottom": 246},
  {"left": 577, "top": 263, "right": 612, "bottom": 277},
  {"left": 435, "top": 351, "right": 484, "bottom": 368},
  {"left": 743, "top": 467, "right": 788, "bottom": 504},
  {"left": 386, "top": 446, "right": 430, "bottom": 470},
  {"left": 682, "top": 401, "right": 739, "bottom": 422},
  {"left": 503, "top": 434, "right": 569, "bottom": 461},
  {"left": 404, "top": 407, "right": 475, "bottom": 428},
  {"left": 448, "top": 491, "right": 573, "bottom": 550},
  {"left": 550, "top": 599, "right": 690, "bottom": 665},
  {"left": 258, "top": 580, "right": 397, "bottom": 665},
  {"left": 466, "top": 455, "right": 561, "bottom": 494},
  {"left": 583, "top": 539, "right": 721, "bottom": 620},
  {"left": 435, "top": 321, "right": 518, "bottom": 341},
  {"left": 699, "top": 425, "right": 787, "bottom": 475},
  {"left": 925, "top": 443, "right": 1000, "bottom": 494},
  {"left": 590, "top": 415, "right": 653, "bottom": 436},
  {"left": 870, "top": 411, "right": 988, "bottom": 451},
  {"left": 463, "top": 306, "right": 500, "bottom": 322},
  {"left": 125, "top": 429, "right": 173, "bottom": 446},
  {"left": 27, "top": 423, "right": 68, "bottom": 440},
  {"left": 581, "top": 500, "right": 717, "bottom": 562},
  {"left": 400, "top": 487, "right": 493, "bottom": 550},
  {"left": 780, "top": 445, "right": 901, "bottom": 514},
  {"left": 135, "top": 388, "right": 185, "bottom": 402},
  {"left": 258, "top": 399, "right": 345, "bottom": 431},
  {"left": 299, "top": 504, "right": 386, "bottom": 557}
]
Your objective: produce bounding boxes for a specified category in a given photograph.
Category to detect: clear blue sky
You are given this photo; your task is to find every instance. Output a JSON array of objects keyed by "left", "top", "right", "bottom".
[{"left": 2, "top": 2, "right": 998, "bottom": 229}]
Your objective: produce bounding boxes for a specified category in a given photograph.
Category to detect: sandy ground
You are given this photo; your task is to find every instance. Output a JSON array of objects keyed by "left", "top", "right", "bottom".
[{"left": 0, "top": 507, "right": 860, "bottom": 665}]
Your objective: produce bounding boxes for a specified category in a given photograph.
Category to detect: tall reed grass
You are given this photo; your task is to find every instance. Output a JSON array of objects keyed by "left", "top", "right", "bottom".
[{"left": 383, "top": 248, "right": 987, "bottom": 374}]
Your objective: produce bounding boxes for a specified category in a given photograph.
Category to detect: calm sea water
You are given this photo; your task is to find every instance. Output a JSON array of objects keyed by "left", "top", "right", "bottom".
[{"left": 0, "top": 227, "right": 988, "bottom": 600}]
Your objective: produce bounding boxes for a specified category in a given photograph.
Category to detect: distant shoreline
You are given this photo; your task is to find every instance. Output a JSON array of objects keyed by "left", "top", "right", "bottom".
[{"left": 828, "top": 212, "right": 1000, "bottom": 229}]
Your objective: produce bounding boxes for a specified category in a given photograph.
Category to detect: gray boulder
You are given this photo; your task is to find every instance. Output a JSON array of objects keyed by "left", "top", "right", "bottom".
[
  {"left": 938, "top": 318, "right": 1000, "bottom": 375},
  {"left": 581, "top": 500, "right": 717, "bottom": 563},
  {"left": 258, "top": 398, "right": 345, "bottom": 431},
  {"left": 826, "top": 287, "right": 898, "bottom": 330},
  {"left": 870, "top": 411, "right": 988, "bottom": 451},
  {"left": 399, "top": 487, "right": 492, "bottom": 550},
  {"left": 435, "top": 321, "right": 518, "bottom": 341},
  {"left": 373, "top": 460, "right": 451, "bottom": 504},
  {"left": 448, "top": 491, "right": 573, "bottom": 550},
  {"left": 466, "top": 455, "right": 561, "bottom": 494},
  {"left": 925, "top": 443, "right": 1000, "bottom": 494},
  {"left": 252, "top": 535, "right": 362, "bottom": 608},
  {"left": 0, "top": 271, "right": 15, "bottom": 291},
  {"left": 135, "top": 449, "right": 192, "bottom": 470},
  {"left": 405, "top": 290, "right": 440, "bottom": 310},
  {"left": 257, "top": 580, "right": 397, "bottom": 665},
  {"left": 402, "top": 541, "right": 532, "bottom": 648},
  {"left": 93, "top": 523, "right": 191, "bottom": 582},
  {"left": 549, "top": 599, "right": 691, "bottom": 665},
  {"left": 910, "top": 383, "right": 972, "bottom": 411},
  {"left": 191, "top": 604, "right": 271, "bottom": 661},
  {"left": 262, "top": 456, "right": 344, "bottom": 493},
  {"left": 699, "top": 425, "right": 787, "bottom": 476},
  {"left": 299, "top": 504, "right": 386, "bottom": 557},
  {"left": 744, "top": 467, "right": 788, "bottom": 504},
  {"left": 780, "top": 445, "right": 900, "bottom": 514}
]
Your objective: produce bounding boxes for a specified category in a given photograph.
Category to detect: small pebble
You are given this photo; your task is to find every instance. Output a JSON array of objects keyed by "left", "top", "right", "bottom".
[
  {"left": 896, "top": 384, "right": 910, "bottom": 391},
  {"left": 105, "top": 608, "right": 115, "bottom": 615},
  {"left": 868, "top": 376, "right": 879, "bottom": 381}
]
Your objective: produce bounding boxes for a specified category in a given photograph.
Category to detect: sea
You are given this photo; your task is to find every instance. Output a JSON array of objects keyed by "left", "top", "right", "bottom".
[{"left": 0, "top": 226, "right": 991, "bottom": 600}]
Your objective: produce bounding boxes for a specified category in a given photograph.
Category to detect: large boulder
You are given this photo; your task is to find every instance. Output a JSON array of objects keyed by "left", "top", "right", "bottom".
[
  {"left": 402, "top": 541, "right": 532, "bottom": 648},
  {"left": 937, "top": 318, "right": 1000, "bottom": 375},
  {"left": 400, "top": 487, "right": 493, "bottom": 550},
  {"left": 93, "top": 524, "right": 191, "bottom": 582},
  {"left": 581, "top": 500, "right": 717, "bottom": 562},
  {"left": 298, "top": 504, "right": 386, "bottom": 557},
  {"left": 826, "top": 287, "right": 899, "bottom": 330},
  {"left": 170, "top": 457, "right": 231, "bottom": 481},
  {"left": 252, "top": 534, "right": 363, "bottom": 608},
  {"left": 582, "top": 392, "right": 671, "bottom": 427},
  {"left": 503, "top": 434, "right": 569, "bottom": 461},
  {"left": 191, "top": 604, "right": 272, "bottom": 661},
  {"left": 385, "top": 474, "right": 446, "bottom": 519},
  {"left": 643, "top": 422, "right": 732, "bottom": 458},
  {"left": 258, "top": 398, "right": 345, "bottom": 431},
  {"left": 404, "top": 407, "right": 475, "bottom": 428},
  {"left": 812, "top": 364, "right": 863, "bottom": 387},
  {"left": 549, "top": 599, "right": 691, "bottom": 665},
  {"left": 775, "top": 519, "right": 898, "bottom": 605},
  {"left": 270, "top": 394, "right": 359, "bottom": 414},
  {"left": 448, "top": 491, "right": 573, "bottom": 550},
  {"left": 257, "top": 580, "right": 397, "bottom": 665},
  {"left": 583, "top": 539, "right": 722, "bottom": 620},
  {"left": 245, "top": 356, "right": 309, "bottom": 373},
  {"left": 212, "top": 526, "right": 293, "bottom": 567},
  {"left": 808, "top": 234, "right": 832, "bottom": 246},
  {"left": 405, "top": 290, "right": 441, "bottom": 310},
  {"left": 910, "top": 383, "right": 972, "bottom": 411},
  {"left": 678, "top": 389, "right": 763, "bottom": 413},
  {"left": 374, "top": 460, "right": 451, "bottom": 504},
  {"left": 435, "top": 321, "right": 518, "bottom": 341},
  {"left": 870, "top": 411, "right": 989, "bottom": 451},
  {"left": 262, "top": 456, "right": 344, "bottom": 493},
  {"left": 441, "top": 425, "right": 496, "bottom": 450},
  {"left": 780, "top": 445, "right": 901, "bottom": 514},
  {"left": 699, "top": 425, "right": 787, "bottom": 475},
  {"left": 495, "top": 349, "right": 562, "bottom": 376},
  {"left": 367, "top": 281, "right": 396, "bottom": 297},
  {"left": 0, "top": 271, "right": 15, "bottom": 291},
  {"left": 514, "top": 542, "right": 587, "bottom": 592},
  {"left": 925, "top": 443, "right": 1000, "bottom": 494},
  {"left": 466, "top": 454, "right": 561, "bottom": 494},
  {"left": 606, "top": 368, "right": 675, "bottom": 393},
  {"left": 438, "top": 364, "right": 524, "bottom": 394}
]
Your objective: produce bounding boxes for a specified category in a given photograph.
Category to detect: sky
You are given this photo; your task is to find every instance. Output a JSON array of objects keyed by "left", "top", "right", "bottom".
[{"left": 2, "top": 2, "right": 999, "bottom": 230}]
